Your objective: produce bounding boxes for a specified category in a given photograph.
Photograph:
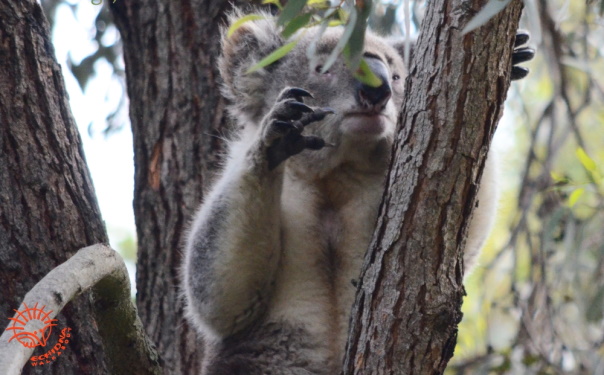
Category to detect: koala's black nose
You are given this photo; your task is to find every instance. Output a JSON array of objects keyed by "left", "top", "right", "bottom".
[{"left": 355, "top": 57, "right": 392, "bottom": 109}]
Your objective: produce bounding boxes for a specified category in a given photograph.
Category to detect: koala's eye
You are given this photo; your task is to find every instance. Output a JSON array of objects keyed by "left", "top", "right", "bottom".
[
  {"left": 392, "top": 74, "right": 401, "bottom": 81},
  {"left": 315, "top": 65, "right": 329, "bottom": 74}
]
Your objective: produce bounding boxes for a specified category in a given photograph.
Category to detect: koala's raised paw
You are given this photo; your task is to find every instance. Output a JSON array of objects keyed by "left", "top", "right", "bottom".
[
  {"left": 263, "top": 87, "right": 335, "bottom": 170},
  {"left": 511, "top": 31, "right": 535, "bottom": 80}
]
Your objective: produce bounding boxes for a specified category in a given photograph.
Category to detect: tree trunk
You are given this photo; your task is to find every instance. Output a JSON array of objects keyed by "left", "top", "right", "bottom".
[
  {"left": 109, "top": 1, "right": 252, "bottom": 372},
  {"left": 0, "top": 1, "right": 109, "bottom": 374},
  {"left": 343, "top": 0, "right": 523, "bottom": 373}
]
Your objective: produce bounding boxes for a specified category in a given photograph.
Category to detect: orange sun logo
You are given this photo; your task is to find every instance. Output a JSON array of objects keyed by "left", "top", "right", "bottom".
[{"left": 5, "top": 303, "right": 57, "bottom": 348}]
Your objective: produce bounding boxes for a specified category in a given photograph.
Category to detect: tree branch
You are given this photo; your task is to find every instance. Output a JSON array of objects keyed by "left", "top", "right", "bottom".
[{"left": 0, "top": 244, "right": 162, "bottom": 375}]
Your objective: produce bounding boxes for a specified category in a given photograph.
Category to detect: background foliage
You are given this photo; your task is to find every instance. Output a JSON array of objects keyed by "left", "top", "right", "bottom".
[{"left": 42, "top": 0, "right": 604, "bottom": 373}]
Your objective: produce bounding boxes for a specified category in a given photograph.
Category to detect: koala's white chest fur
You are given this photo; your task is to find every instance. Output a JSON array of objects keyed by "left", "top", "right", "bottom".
[{"left": 269, "top": 168, "right": 384, "bottom": 367}]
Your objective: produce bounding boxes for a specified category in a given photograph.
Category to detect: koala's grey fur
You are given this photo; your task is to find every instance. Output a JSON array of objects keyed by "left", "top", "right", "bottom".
[{"left": 182, "top": 9, "right": 499, "bottom": 375}]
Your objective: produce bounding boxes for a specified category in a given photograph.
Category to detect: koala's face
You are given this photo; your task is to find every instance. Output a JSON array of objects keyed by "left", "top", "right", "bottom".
[
  {"left": 270, "top": 28, "right": 407, "bottom": 146},
  {"left": 219, "top": 13, "right": 408, "bottom": 170}
]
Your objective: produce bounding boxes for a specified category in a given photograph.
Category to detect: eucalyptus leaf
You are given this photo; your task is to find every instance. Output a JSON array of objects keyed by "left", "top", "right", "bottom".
[
  {"left": 568, "top": 188, "right": 585, "bottom": 208},
  {"left": 247, "top": 40, "right": 299, "bottom": 73},
  {"left": 262, "top": 0, "right": 283, "bottom": 11},
  {"left": 353, "top": 58, "right": 382, "bottom": 88},
  {"left": 278, "top": 0, "right": 309, "bottom": 26},
  {"left": 308, "top": 0, "right": 329, "bottom": 9},
  {"left": 462, "top": 0, "right": 512, "bottom": 35},
  {"left": 345, "top": 0, "right": 373, "bottom": 69},
  {"left": 227, "top": 14, "right": 266, "bottom": 38},
  {"left": 337, "top": 7, "right": 349, "bottom": 24},
  {"left": 282, "top": 12, "right": 313, "bottom": 39},
  {"left": 320, "top": 7, "right": 357, "bottom": 74},
  {"left": 576, "top": 147, "right": 597, "bottom": 172}
]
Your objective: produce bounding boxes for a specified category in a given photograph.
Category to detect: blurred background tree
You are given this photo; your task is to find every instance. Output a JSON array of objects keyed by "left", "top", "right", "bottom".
[{"left": 39, "top": 0, "right": 604, "bottom": 373}]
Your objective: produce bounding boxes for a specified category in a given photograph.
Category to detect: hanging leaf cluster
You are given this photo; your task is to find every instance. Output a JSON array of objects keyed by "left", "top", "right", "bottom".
[{"left": 228, "top": 0, "right": 382, "bottom": 87}]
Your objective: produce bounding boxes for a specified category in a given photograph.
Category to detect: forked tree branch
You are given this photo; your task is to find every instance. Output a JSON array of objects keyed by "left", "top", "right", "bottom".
[{"left": 0, "top": 244, "right": 162, "bottom": 375}]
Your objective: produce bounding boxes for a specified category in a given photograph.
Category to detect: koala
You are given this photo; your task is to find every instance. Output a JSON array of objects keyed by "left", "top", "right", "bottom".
[{"left": 182, "top": 9, "right": 534, "bottom": 375}]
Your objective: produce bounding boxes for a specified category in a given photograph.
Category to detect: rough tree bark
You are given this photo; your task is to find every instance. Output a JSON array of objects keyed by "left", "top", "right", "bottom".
[
  {"left": 343, "top": 0, "right": 524, "bottom": 374},
  {"left": 109, "top": 1, "right": 257, "bottom": 372},
  {"left": 0, "top": 1, "right": 109, "bottom": 373}
]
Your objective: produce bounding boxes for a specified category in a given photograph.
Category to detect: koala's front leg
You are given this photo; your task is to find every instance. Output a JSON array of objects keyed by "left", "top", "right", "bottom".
[
  {"left": 261, "top": 87, "right": 334, "bottom": 169},
  {"left": 183, "top": 87, "right": 333, "bottom": 340}
]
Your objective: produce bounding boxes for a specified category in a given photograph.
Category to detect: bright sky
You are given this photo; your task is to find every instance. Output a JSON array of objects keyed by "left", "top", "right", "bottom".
[{"left": 52, "top": 1, "right": 137, "bottom": 283}]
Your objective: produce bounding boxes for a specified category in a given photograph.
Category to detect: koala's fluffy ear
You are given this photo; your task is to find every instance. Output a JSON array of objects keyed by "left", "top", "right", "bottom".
[
  {"left": 219, "top": 10, "right": 284, "bottom": 121},
  {"left": 388, "top": 37, "right": 416, "bottom": 66}
]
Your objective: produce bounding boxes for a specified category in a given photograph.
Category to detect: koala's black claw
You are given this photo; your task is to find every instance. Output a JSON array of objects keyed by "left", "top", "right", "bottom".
[
  {"left": 511, "top": 66, "right": 529, "bottom": 81},
  {"left": 299, "top": 108, "right": 335, "bottom": 126},
  {"left": 511, "top": 31, "right": 533, "bottom": 81},
  {"left": 512, "top": 47, "right": 535, "bottom": 65},
  {"left": 287, "top": 101, "right": 313, "bottom": 113},
  {"left": 514, "top": 31, "right": 530, "bottom": 47},
  {"left": 287, "top": 88, "right": 314, "bottom": 100},
  {"left": 278, "top": 87, "right": 313, "bottom": 102},
  {"left": 321, "top": 107, "right": 336, "bottom": 114}
]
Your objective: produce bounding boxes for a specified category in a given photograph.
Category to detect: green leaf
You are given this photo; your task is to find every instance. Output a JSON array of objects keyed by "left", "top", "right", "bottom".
[
  {"left": 308, "top": 0, "right": 329, "bottom": 9},
  {"left": 576, "top": 147, "right": 597, "bottom": 172},
  {"left": 568, "top": 187, "right": 585, "bottom": 208},
  {"left": 320, "top": 7, "right": 357, "bottom": 74},
  {"left": 550, "top": 171, "right": 565, "bottom": 182},
  {"left": 262, "top": 0, "right": 283, "bottom": 10},
  {"left": 336, "top": 7, "right": 349, "bottom": 24},
  {"left": 550, "top": 171, "right": 571, "bottom": 185},
  {"left": 278, "top": 0, "right": 309, "bottom": 26},
  {"left": 247, "top": 40, "right": 298, "bottom": 74},
  {"left": 462, "top": 0, "right": 512, "bottom": 35},
  {"left": 344, "top": 0, "right": 373, "bottom": 69},
  {"left": 282, "top": 12, "right": 313, "bottom": 39},
  {"left": 328, "top": 19, "right": 345, "bottom": 27},
  {"left": 353, "top": 58, "right": 382, "bottom": 87},
  {"left": 227, "top": 14, "right": 265, "bottom": 38}
]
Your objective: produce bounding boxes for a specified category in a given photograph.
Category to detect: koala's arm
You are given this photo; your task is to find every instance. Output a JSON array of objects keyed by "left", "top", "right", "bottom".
[
  {"left": 183, "top": 87, "right": 330, "bottom": 339},
  {"left": 183, "top": 126, "right": 284, "bottom": 340}
]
